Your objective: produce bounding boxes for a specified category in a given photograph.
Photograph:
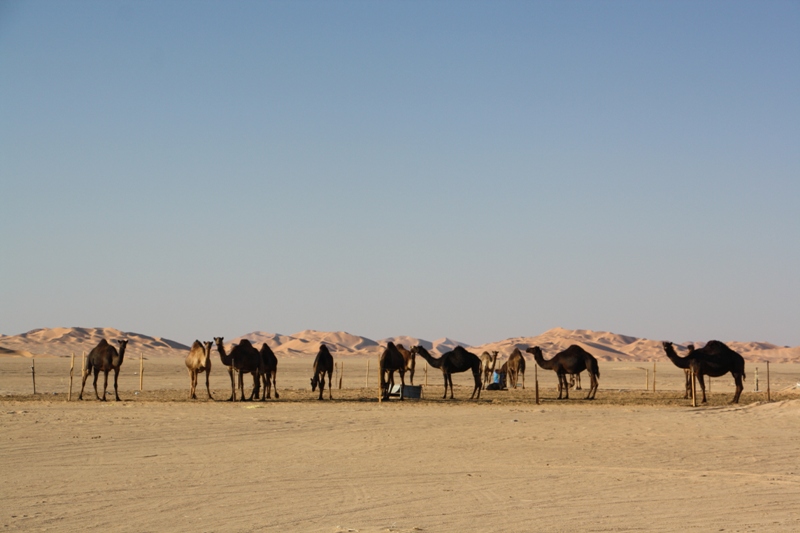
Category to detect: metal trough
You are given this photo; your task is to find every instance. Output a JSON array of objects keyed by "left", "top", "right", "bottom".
[{"left": 388, "top": 384, "right": 422, "bottom": 399}]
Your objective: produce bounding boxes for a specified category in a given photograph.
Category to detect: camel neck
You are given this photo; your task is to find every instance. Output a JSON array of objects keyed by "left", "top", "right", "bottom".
[
  {"left": 417, "top": 349, "right": 443, "bottom": 369},
  {"left": 664, "top": 346, "right": 690, "bottom": 369}
]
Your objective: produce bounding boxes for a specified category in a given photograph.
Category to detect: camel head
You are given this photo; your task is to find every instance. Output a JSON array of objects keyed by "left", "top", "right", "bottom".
[
  {"left": 662, "top": 341, "right": 674, "bottom": 353},
  {"left": 525, "top": 346, "right": 542, "bottom": 358},
  {"left": 310, "top": 375, "right": 319, "bottom": 391},
  {"left": 410, "top": 345, "right": 424, "bottom": 356},
  {"left": 202, "top": 340, "right": 213, "bottom": 358},
  {"left": 116, "top": 339, "right": 128, "bottom": 350},
  {"left": 686, "top": 344, "right": 695, "bottom": 353},
  {"left": 214, "top": 336, "right": 224, "bottom": 346}
]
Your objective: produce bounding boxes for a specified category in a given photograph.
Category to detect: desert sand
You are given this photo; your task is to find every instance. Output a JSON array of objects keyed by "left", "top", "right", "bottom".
[{"left": 2, "top": 354, "right": 799, "bottom": 532}]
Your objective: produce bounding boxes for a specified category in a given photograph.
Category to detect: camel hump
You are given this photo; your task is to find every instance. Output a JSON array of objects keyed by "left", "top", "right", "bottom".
[
  {"left": 238, "top": 339, "right": 254, "bottom": 348},
  {"left": 190, "top": 340, "right": 203, "bottom": 350}
]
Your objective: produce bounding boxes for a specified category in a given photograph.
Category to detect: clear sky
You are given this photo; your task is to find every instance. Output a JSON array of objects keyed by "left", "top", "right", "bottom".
[{"left": 2, "top": 1, "right": 799, "bottom": 346}]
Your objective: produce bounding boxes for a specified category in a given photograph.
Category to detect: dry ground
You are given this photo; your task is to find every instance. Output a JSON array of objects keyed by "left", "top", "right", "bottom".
[{"left": 1, "top": 356, "right": 799, "bottom": 532}]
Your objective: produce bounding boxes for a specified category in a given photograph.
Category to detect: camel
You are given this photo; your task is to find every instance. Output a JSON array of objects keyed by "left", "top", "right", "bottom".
[
  {"left": 411, "top": 345, "right": 482, "bottom": 400},
  {"left": 505, "top": 348, "right": 526, "bottom": 389},
  {"left": 379, "top": 342, "right": 408, "bottom": 401},
  {"left": 527, "top": 345, "right": 599, "bottom": 400},
  {"left": 662, "top": 341, "right": 745, "bottom": 404},
  {"left": 395, "top": 343, "right": 416, "bottom": 386},
  {"left": 480, "top": 351, "right": 499, "bottom": 388},
  {"left": 213, "top": 337, "right": 263, "bottom": 401},
  {"left": 185, "top": 340, "right": 214, "bottom": 400},
  {"left": 258, "top": 343, "right": 280, "bottom": 400},
  {"left": 79, "top": 338, "right": 128, "bottom": 401},
  {"left": 662, "top": 343, "right": 694, "bottom": 399},
  {"left": 311, "top": 343, "right": 334, "bottom": 400},
  {"left": 568, "top": 374, "right": 582, "bottom": 390}
]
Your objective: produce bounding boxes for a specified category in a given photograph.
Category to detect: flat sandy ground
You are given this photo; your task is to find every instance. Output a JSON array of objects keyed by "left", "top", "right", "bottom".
[{"left": 1, "top": 356, "right": 799, "bottom": 532}]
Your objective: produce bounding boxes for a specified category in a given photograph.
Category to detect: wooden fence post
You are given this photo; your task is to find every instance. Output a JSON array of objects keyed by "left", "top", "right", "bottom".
[
  {"left": 365, "top": 359, "right": 370, "bottom": 388},
  {"left": 645, "top": 369, "right": 649, "bottom": 391},
  {"left": 68, "top": 353, "right": 75, "bottom": 401},
  {"left": 534, "top": 363, "right": 539, "bottom": 405},
  {"left": 652, "top": 361, "right": 657, "bottom": 393},
  {"left": 424, "top": 363, "right": 428, "bottom": 387},
  {"left": 766, "top": 361, "right": 771, "bottom": 402},
  {"left": 31, "top": 358, "right": 36, "bottom": 395},
  {"left": 691, "top": 369, "right": 697, "bottom": 407},
  {"left": 81, "top": 351, "right": 86, "bottom": 380},
  {"left": 139, "top": 352, "right": 144, "bottom": 392}
]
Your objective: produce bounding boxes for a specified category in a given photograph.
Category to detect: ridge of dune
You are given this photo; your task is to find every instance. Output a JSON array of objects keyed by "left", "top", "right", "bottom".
[{"left": 2, "top": 326, "right": 799, "bottom": 362}]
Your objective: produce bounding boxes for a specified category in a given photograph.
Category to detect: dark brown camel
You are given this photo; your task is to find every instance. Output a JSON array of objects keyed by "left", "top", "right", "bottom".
[
  {"left": 311, "top": 343, "right": 334, "bottom": 400},
  {"left": 480, "top": 351, "right": 499, "bottom": 388},
  {"left": 395, "top": 343, "right": 416, "bottom": 386},
  {"left": 185, "top": 340, "right": 214, "bottom": 400},
  {"left": 213, "top": 337, "right": 263, "bottom": 401},
  {"left": 506, "top": 348, "right": 526, "bottom": 389},
  {"left": 662, "top": 341, "right": 745, "bottom": 404},
  {"left": 662, "top": 342, "right": 694, "bottom": 399},
  {"left": 411, "top": 345, "right": 482, "bottom": 400},
  {"left": 527, "top": 345, "right": 599, "bottom": 400},
  {"left": 79, "top": 338, "right": 128, "bottom": 401},
  {"left": 379, "top": 342, "right": 408, "bottom": 401},
  {"left": 258, "top": 343, "right": 280, "bottom": 400}
]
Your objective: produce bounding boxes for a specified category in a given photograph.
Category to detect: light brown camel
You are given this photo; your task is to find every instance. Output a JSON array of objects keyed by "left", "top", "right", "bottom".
[
  {"left": 395, "top": 343, "right": 416, "bottom": 385},
  {"left": 311, "top": 343, "right": 334, "bottom": 400},
  {"left": 527, "top": 345, "right": 600, "bottom": 400},
  {"left": 258, "top": 343, "right": 279, "bottom": 400},
  {"left": 185, "top": 340, "right": 214, "bottom": 400},
  {"left": 662, "top": 341, "right": 745, "bottom": 403},
  {"left": 411, "top": 345, "right": 482, "bottom": 400},
  {"left": 213, "top": 337, "right": 263, "bottom": 401},
  {"left": 79, "top": 338, "right": 128, "bottom": 401},
  {"left": 568, "top": 374, "right": 582, "bottom": 390},
  {"left": 379, "top": 341, "right": 408, "bottom": 401},
  {"left": 506, "top": 348, "right": 526, "bottom": 389},
  {"left": 480, "top": 351, "right": 499, "bottom": 388}
]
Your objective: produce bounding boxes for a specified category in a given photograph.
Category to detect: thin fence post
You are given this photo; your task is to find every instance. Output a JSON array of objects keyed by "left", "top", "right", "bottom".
[
  {"left": 31, "top": 358, "right": 36, "bottom": 395},
  {"left": 139, "top": 352, "right": 144, "bottom": 392},
  {"left": 68, "top": 353, "right": 75, "bottom": 401},
  {"left": 651, "top": 361, "right": 656, "bottom": 393},
  {"left": 691, "top": 369, "right": 697, "bottom": 407},
  {"left": 424, "top": 363, "right": 428, "bottom": 387},
  {"left": 81, "top": 351, "right": 86, "bottom": 380},
  {"left": 365, "top": 359, "right": 370, "bottom": 388},
  {"left": 645, "top": 369, "right": 649, "bottom": 391},
  {"left": 754, "top": 367, "right": 759, "bottom": 392},
  {"left": 534, "top": 363, "right": 539, "bottom": 405},
  {"left": 766, "top": 361, "right": 771, "bottom": 402}
]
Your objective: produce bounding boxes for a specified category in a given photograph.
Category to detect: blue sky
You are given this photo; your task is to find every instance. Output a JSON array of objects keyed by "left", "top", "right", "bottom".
[{"left": 2, "top": 1, "right": 799, "bottom": 346}]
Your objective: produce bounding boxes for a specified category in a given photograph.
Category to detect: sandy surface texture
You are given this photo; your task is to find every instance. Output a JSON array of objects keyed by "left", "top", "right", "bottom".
[{"left": 2, "top": 357, "right": 799, "bottom": 532}]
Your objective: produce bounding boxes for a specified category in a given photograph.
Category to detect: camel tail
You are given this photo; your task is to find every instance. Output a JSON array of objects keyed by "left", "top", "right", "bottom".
[{"left": 589, "top": 357, "right": 600, "bottom": 378}]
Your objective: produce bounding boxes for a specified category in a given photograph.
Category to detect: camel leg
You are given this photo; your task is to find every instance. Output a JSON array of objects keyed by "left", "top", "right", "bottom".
[
  {"left": 273, "top": 372, "right": 279, "bottom": 399},
  {"left": 683, "top": 370, "right": 691, "bottom": 399},
  {"left": 399, "top": 370, "right": 405, "bottom": 401},
  {"left": 472, "top": 370, "right": 481, "bottom": 400},
  {"left": 93, "top": 369, "right": 102, "bottom": 400},
  {"left": 188, "top": 369, "right": 195, "bottom": 399},
  {"left": 448, "top": 374, "right": 455, "bottom": 399},
  {"left": 328, "top": 370, "right": 333, "bottom": 399},
  {"left": 102, "top": 371, "right": 110, "bottom": 402},
  {"left": 78, "top": 367, "right": 90, "bottom": 400},
  {"left": 205, "top": 370, "right": 213, "bottom": 400},
  {"left": 319, "top": 374, "right": 325, "bottom": 400},
  {"left": 556, "top": 373, "right": 566, "bottom": 399},
  {"left": 227, "top": 367, "right": 235, "bottom": 401},
  {"left": 409, "top": 365, "right": 415, "bottom": 386},
  {"left": 697, "top": 374, "right": 708, "bottom": 403},
  {"left": 732, "top": 373, "right": 743, "bottom": 404},
  {"left": 586, "top": 373, "right": 598, "bottom": 400},
  {"left": 521, "top": 370, "right": 525, "bottom": 390},
  {"left": 113, "top": 368, "right": 121, "bottom": 401}
]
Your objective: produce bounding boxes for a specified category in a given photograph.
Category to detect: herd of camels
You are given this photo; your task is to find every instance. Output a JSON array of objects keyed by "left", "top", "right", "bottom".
[{"left": 77, "top": 336, "right": 747, "bottom": 405}]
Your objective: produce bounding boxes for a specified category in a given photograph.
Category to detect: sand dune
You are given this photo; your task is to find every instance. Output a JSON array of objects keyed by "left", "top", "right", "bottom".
[{"left": 2, "top": 326, "right": 799, "bottom": 363}]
